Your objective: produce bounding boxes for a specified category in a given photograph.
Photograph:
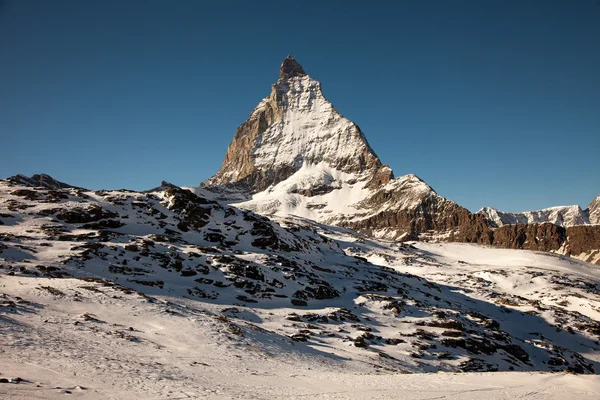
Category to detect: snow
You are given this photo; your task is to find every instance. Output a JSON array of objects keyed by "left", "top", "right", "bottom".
[
  {"left": 3, "top": 51, "right": 600, "bottom": 397},
  {"left": 2, "top": 177, "right": 600, "bottom": 398},
  {"left": 234, "top": 161, "right": 371, "bottom": 219},
  {"left": 233, "top": 166, "right": 440, "bottom": 230},
  {"left": 2, "top": 260, "right": 600, "bottom": 399},
  {"left": 251, "top": 75, "right": 372, "bottom": 172}
]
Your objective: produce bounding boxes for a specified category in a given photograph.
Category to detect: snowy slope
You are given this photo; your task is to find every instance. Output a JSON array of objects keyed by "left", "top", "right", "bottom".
[
  {"left": 2, "top": 179, "right": 600, "bottom": 375},
  {"left": 232, "top": 163, "right": 440, "bottom": 223},
  {"left": 1, "top": 177, "right": 600, "bottom": 397},
  {"left": 478, "top": 205, "right": 590, "bottom": 227},
  {"left": 2, "top": 274, "right": 600, "bottom": 399}
]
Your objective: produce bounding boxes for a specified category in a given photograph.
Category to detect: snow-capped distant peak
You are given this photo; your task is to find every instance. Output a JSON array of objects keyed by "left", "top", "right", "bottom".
[{"left": 478, "top": 204, "right": 589, "bottom": 227}]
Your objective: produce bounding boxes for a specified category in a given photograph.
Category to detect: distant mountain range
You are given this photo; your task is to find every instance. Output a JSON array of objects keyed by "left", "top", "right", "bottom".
[{"left": 479, "top": 201, "right": 600, "bottom": 228}]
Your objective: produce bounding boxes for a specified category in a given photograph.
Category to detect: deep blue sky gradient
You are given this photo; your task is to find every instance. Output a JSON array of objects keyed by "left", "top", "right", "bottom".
[{"left": 1, "top": 0, "right": 598, "bottom": 212}]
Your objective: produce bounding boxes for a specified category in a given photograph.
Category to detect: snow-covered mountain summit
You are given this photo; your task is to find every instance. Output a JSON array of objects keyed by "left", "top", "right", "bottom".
[{"left": 204, "top": 55, "right": 390, "bottom": 194}]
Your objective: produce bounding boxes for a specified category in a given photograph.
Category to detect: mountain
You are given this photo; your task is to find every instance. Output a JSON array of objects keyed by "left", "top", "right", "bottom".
[
  {"left": 204, "top": 55, "right": 390, "bottom": 195},
  {"left": 475, "top": 199, "right": 600, "bottom": 265},
  {"left": 203, "top": 56, "right": 485, "bottom": 241},
  {"left": 2, "top": 59, "right": 600, "bottom": 397},
  {"left": 1, "top": 176, "right": 599, "bottom": 384},
  {"left": 202, "top": 57, "right": 600, "bottom": 264}
]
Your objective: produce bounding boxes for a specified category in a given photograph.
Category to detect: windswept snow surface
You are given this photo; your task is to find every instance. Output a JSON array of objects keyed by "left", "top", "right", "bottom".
[{"left": 234, "top": 163, "right": 440, "bottom": 226}]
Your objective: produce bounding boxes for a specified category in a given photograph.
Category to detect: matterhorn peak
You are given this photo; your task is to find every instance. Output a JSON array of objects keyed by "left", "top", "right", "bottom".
[
  {"left": 279, "top": 55, "right": 307, "bottom": 80},
  {"left": 203, "top": 56, "right": 385, "bottom": 194}
]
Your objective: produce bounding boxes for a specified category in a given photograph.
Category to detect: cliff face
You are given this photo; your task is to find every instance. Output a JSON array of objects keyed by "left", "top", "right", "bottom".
[
  {"left": 487, "top": 223, "right": 567, "bottom": 252},
  {"left": 342, "top": 190, "right": 490, "bottom": 242}
]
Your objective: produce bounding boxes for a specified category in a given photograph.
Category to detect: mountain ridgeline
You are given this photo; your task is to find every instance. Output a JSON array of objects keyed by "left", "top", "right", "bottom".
[{"left": 202, "top": 56, "right": 600, "bottom": 264}]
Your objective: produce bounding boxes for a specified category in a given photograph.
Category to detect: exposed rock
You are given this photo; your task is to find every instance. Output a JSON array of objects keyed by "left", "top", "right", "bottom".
[
  {"left": 490, "top": 223, "right": 566, "bottom": 252},
  {"left": 56, "top": 206, "right": 119, "bottom": 224},
  {"left": 565, "top": 225, "right": 600, "bottom": 257},
  {"left": 279, "top": 55, "right": 307, "bottom": 80}
]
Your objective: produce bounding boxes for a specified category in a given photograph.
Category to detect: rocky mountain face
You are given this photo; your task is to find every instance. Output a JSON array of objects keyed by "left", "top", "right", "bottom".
[
  {"left": 2, "top": 176, "right": 600, "bottom": 374},
  {"left": 589, "top": 195, "right": 600, "bottom": 225},
  {"left": 474, "top": 199, "right": 600, "bottom": 264},
  {"left": 201, "top": 57, "right": 600, "bottom": 264}
]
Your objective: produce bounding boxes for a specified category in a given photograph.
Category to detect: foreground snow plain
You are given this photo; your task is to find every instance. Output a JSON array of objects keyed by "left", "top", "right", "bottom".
[
  {"left": 1, "top": 182, "right": 600, "bottom": 398},
  {"left": 2, "top": 266, "right": 599, "bottom": 399}
]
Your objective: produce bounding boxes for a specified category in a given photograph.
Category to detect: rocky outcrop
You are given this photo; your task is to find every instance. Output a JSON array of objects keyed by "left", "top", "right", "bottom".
[
  {"left": 565, "top": 225, "right": 600, "bottom": 256},
  {"left": 279, "top": 55, "right": 307, "bottom": 80},
  {"left": 5, "top": 174, "right": 82, "bottom": 190},
  {"left": 343, "top": 193, "right": 491, "bottom": 242}
]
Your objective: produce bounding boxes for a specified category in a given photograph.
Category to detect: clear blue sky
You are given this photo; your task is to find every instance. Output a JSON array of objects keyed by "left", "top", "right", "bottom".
[{"left": 1, "top": 0, "right": 598, "bottom": 212}]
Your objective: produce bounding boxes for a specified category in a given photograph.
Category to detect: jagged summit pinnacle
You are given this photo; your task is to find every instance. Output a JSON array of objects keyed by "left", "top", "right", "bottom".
[{"left": 279, "top": 55, "right": 307, "bottom": 80}]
